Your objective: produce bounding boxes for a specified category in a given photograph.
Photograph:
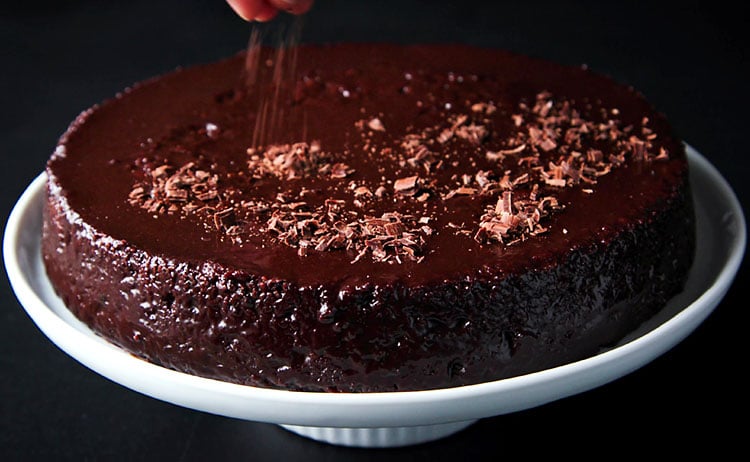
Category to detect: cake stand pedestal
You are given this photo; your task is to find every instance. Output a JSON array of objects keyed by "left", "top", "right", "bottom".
[{"left": 280, "top": 420, "right": 477, "bottom": 448}]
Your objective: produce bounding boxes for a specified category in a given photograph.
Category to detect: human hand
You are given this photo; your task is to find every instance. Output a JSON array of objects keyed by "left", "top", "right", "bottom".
[{"left": 226, "top": 0, "right": 314, "bottom": 21}]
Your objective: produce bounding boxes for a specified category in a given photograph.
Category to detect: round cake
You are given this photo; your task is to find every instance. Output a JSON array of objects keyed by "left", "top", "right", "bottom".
[{"left": 42, "top": 44, "right": 695, "bottom": 392}]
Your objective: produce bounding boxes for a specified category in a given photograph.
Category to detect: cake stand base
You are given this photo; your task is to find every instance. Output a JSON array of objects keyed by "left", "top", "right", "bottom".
[{"left": 279, "top": 419, "right": 478, "bottom": 448}]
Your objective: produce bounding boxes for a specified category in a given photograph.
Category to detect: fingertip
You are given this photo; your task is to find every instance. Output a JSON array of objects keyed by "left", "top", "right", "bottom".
[
  {"left": 254, "top": 5, "right": 280, "bottom": 22},
  {"left": 226, "top": 0, "right": 279, "bottom": 22},
  {"left": 268, "top": 0, "right": 314, "bottom": 15},
  {"left": 226, "top": 0, "right": 251, "bottom": 21}
]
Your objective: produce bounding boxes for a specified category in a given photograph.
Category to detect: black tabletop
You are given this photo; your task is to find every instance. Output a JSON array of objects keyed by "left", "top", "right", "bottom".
[{"left": 2, "top": 1, "right": 747, "bottom": 460}]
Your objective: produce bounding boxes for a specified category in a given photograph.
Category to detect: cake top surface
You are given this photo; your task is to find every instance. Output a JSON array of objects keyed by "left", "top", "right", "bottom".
[{"left": 48, "top": 43, "right": 687, "bottom": 286}]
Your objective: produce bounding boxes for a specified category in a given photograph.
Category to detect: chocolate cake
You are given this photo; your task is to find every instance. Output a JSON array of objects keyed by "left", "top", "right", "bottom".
[{"left": 42, "top": 44, "right": 695, "bottom": 392}]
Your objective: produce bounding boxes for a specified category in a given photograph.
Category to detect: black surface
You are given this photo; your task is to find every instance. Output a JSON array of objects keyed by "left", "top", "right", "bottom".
[{"left": 1, "top": 1, "right": 747, "bottom": 459}]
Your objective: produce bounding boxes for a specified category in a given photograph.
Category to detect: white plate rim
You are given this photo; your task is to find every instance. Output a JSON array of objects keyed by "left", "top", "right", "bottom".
[{"left": 3, "top": 145, "right": 746, "bottom": 428}]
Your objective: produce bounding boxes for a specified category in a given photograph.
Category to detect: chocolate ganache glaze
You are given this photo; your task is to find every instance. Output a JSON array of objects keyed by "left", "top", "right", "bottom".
[{"left": 42, "top": 44, "right": 694, "bottom": 392}]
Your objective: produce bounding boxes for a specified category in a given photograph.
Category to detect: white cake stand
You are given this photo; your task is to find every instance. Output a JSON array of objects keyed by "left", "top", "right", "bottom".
[{"left": 4, "top": 146, "right": 745, "bottom": 448}]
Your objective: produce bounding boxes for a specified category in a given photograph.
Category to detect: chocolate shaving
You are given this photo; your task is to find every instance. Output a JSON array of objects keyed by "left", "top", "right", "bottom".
[
  {"left": 402, "top": 138, "right": 441, "bottom": 174},
  {"left": 128, "top": 162, "right": 220, "bottom": 216},
  {"left": 247, "top": 141, "right": 328, "bottom": 180},
  {"left": 486, "top": 150, "right": 505, "bottom": 162},
  {"left": 474, "top": 189, "right": 560, "bottom": 244},
  {"left": 266, "top": 200, "right": 431, "bottom": 264},
  {"left": 374, "top": 186, "right": 388, "bottom": 198},
  {"left": 329, "top": 162, "right": 355, "bottom": 179},
  {"left": 213, "top": 207, "right": 236, "bottom": 231},
  {"left": 436, "top": 114, "right": 488, "bottom": 145},
  {"left": 444, "top": 186, "right": 478, "bottom": 199},
  {"left": 353, "top": 185, "right": 373, "bottom": 198},
  {"left": 471, "top": 102, "right": 497, "bottom": 115},
  {"left": 367, "top": 117, "right": 386, "bottom": 132},
  {"left": 499, "top": 144, "right": 527, "bottom": 156},
  {"left": 394, "top": 175, "right": 419, "bottom": 193},
  {"left": 455, "top": 123, "right": 489, "bottom": 144},
  {"left": 437, "top": 128, "right": 454, "bottom": 144}
]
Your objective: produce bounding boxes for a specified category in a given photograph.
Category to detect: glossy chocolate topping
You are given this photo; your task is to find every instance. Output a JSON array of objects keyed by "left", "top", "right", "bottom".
[
  {"left": 43, "top": 44, "right": 694, "bottom": 391},
  {"left": 49, "top": 44, "right": 686, "bottom": 285}
]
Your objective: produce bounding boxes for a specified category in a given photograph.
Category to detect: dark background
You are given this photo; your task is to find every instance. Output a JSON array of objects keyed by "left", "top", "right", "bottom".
[{"left": 1, "top": 1, "right": 747, "bottom": 460}]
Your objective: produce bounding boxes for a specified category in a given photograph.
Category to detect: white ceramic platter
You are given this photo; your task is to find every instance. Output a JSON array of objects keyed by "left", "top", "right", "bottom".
[{"left": 3, "top": 145, "right": 746, "bottom": 448}]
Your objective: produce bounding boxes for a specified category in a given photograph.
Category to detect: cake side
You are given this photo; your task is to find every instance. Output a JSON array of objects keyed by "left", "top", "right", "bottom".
[{"left": 42, "top": 163, "right": 694, "bottom": 392}]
